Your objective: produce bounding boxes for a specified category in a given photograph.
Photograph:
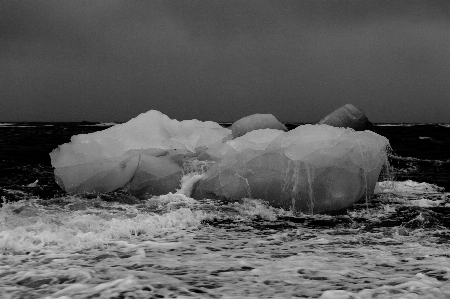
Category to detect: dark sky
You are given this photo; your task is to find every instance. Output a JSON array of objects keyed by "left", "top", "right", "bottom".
[{"left": 1, "top": 1, "right": 450, "bottom": 123}]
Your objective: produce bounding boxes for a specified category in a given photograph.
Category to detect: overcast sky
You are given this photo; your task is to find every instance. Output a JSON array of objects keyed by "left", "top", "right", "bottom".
[{"left": 1, "top": 0, "right": 450, "bottom": 123}]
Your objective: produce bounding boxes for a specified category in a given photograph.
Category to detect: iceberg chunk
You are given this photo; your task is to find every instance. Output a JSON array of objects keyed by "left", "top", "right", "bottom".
[
  {"left": 50, "top": 107, "right": 389, "bottom": 214},
  {"left": 316, "top": 104, "right": 375, "bottom": 131},
  {"left": 193, "top": 125, "right": 389, "bottom": 213},
  {"left": 50, "top": 110, "right": 231, "bottom": 194},
  {"left": 229, "top": 113, "right": 287, "bottom": 139}
]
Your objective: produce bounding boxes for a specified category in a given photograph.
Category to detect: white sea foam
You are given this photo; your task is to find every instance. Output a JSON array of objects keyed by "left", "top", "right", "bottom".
[
  {"left": 376, "top": 123, "right": 418, "bottom": 127},
  {"left": 1, "top": 179, "right": 449, "bottom": 298},
  {"left": 80, "top": 122, "right": 117, "bottom": 126},
  {"left": 2, "top": 179, "right": 445, "bottom": 254},
  {"left": 375, "top": 180, "right": 449, "bottom": 207},
  {"left": 0, "top": 123, "right": 44, "bottom": 127},
  {"left": 376, "top": 180, "right": 445, "bottom": 194},
  {"left": 0, "top": 198, "right": 205, "bottom": 253},
  {"left": 0, "top": 124, "right": 53, "bottom": 128}
]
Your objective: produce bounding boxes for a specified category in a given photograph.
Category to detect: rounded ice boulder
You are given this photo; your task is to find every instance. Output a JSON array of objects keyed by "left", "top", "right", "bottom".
[
  {"left": 229, "top": 113, "right": 287, "bottom": 139},
  {"left": 193, "top": 125, "right": 389, "bottom": 213},
  {"left": 316, "top": 104, "right": 375, "bottom": 131}
]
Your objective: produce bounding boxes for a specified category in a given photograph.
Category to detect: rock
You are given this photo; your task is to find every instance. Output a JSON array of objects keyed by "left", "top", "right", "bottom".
[
  {"left": 316, "top": 104, "right": 375, "bottom": 131},
  {"left": 193, "top": 125, "right": 389, "bottom": 214},
  {"left": 229, "top": 113, "right": 287, "bottom": 139}
]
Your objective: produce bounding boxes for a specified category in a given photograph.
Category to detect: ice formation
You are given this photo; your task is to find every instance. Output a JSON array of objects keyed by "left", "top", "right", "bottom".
[
  {"left": 51, "top": 107, "right": 389, "bottom": 213},
  {"left": 229, "top": 113, "right": 287, "bottom": 139},
  {"left": 316, "top": 103, "right": 376, "bottom": 131},
  {"left": 193, "top": 125, "right": 389, "bottom": 213},
  {"left": 50, "top": 110, "right": 231, "bottom": 194}
]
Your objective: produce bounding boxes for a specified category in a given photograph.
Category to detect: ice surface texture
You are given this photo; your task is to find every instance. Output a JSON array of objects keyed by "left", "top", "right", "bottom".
[
  {"left": 50, "top": 110, "right": 231, "bottom": 194},
  {"left": 51, "top": 107, "right": 389, "bottom": 213},
  {"left": 194, "top": 125, "right": 389, "bottom": 213},
  {"left": 229, "top": 113, "right": 287, "bottom": 139},
  {"left": 316, "top": 103, "right": 376, "bottom": 131}
]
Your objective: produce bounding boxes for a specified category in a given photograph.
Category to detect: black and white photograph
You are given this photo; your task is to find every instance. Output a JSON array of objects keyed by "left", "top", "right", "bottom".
[{"left": 1, "top": 1, "right": 450, "bottom": 298}]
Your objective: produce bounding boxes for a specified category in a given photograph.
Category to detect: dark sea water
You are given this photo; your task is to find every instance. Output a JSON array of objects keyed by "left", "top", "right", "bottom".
[{"left": 1, "top": 122, "right": 450, "bottom": 298}]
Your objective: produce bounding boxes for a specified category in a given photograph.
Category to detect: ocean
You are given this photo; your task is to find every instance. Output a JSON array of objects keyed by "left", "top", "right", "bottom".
[{"left": 1, "top": 122, "right": 450, "bottom": 298}]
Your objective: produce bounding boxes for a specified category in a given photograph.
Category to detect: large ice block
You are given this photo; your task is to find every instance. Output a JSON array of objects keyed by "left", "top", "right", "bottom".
[
  {"left": 193, "top": 125, "right": 389, "bottom": 213},
  {"left": 50, "top": 110, "right": 231, "bottom": 194},
  {"left": 51, "top": 107, "right": 389, "bottom": 214}
]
